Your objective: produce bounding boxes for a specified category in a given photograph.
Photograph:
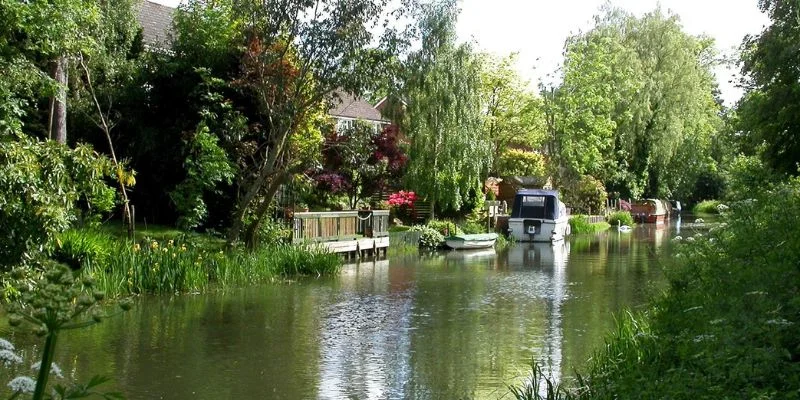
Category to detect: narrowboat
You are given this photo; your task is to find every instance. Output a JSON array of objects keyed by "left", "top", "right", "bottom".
[
  {"left": 630, "top": 199, "right": 669, "bottom": 224},
  {"left": 507, "top": 189, "right": 570, "bottom": 242}
]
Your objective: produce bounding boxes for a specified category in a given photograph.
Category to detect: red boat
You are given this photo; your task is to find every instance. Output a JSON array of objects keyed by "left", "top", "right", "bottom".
[{"left": 630, "top": 199, "right": 669, "bottom": 224}]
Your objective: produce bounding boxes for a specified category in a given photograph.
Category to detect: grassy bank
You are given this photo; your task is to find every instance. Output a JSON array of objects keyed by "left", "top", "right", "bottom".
[
  {"left": 59, "top": 228, "right": 341, "bottom": 298},
  {"left": 692, "top": 199, "right": 723, "bottom": 214},
  {"left": 568, "top": 215, "right": 610, "bottom": 234},
  {"left": 511, "top": 179, "right": 800, "bottom": 399}
]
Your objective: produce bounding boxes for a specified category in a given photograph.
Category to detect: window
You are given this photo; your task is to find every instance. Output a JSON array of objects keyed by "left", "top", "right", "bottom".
[{"left": 522, "top": 196, "right": 545, "bottom": 207}]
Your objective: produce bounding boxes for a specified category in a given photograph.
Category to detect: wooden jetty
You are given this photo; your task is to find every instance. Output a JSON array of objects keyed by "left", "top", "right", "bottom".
[{"left": 292, "top": 210, "right": 389, "bottom": 258}]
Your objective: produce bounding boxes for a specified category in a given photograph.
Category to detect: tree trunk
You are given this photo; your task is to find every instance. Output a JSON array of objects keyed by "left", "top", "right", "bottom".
[
  {"left": 243, "top": 175, "right": 287, "bottom": 249},
  {"left": 49, "top": 56, "right": 68, "bottom": 144}
]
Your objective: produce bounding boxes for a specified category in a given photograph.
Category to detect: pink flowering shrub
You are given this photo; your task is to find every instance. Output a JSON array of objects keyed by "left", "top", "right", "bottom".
[{"left": 388, "top": 191, "right": 417, "bottom": 224}]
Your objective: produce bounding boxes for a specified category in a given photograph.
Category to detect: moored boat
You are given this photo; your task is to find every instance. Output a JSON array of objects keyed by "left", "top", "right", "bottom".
[
  {"left": 444, "top": 233, "right": 499, "bottom": 249},
  {"left": 507, "top": 189, "right": 570, "bottom": 242},
  {"left": 631, "top": 199, "right": 668, "bottom": 224}
]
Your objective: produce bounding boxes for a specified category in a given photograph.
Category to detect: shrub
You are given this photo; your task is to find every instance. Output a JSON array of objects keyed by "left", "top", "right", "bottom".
[
  {"left": 693, "top": 199, "right": 721, "bottom": 214},
  {"left": 562, "top": 175, "right": 608, "bottom": 215},
  {"left": 496, "top": 149, "right": 546, "bottom": 178},
  {"left": 0, "top": 139, "right": 117, "bottom": 269},
  {"left": 426, "top": 219, "right": 462, "bottom": 236},
  {"left": 567, "top": 178, "right": 800, "bottom": 398},
  {"left": 52, "top": 230, "right": 114, "bottom": 270},
  {"left": 409, "top": 225, "right": 444, "bottom": 248},
  {"left": 460, "top": 220, "right": 486, "bottom": 234},
  {"left": 607, "top": 211, "right": 633, "bottom": 227}
]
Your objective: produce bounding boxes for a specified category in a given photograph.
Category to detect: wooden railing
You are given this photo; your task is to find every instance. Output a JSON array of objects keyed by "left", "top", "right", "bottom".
[{"left": 292, "top": 210, "right": 390, "bottom": 243}]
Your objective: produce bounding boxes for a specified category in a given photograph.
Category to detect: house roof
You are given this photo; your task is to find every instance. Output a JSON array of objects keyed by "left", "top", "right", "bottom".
[
  {"left": 329, "top": 91, "right": 386, "bottom": 122},
  {"left": 138, "top": 0, "right": 174, "bottom": 47}
]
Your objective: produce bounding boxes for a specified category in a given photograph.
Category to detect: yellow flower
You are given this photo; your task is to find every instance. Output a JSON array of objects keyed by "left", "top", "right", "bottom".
[
  {"left": 150, "top": 241, "right": 159, "bottom": 249},
  {"left": 167, "top": 240, "right": 174, "bottom": 247},
  {"left": 162, "top": 248, "right": 168, "bottom": 253},
  {"left": 133, "top": 243, "right": 141, "bottom": 252}
]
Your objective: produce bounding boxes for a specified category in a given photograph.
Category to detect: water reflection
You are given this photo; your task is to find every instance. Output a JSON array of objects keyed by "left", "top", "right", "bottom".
[{"left": 0, "top": 227, "right": 673, "bottom": 399}]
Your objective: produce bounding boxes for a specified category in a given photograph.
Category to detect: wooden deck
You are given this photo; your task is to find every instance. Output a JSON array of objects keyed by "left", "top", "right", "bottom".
[{"left": 292, "top": 210, "right": 390, "bottom": 257}]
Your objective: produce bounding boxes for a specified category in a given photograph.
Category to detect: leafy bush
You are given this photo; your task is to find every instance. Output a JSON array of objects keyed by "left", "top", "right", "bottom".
[
  {"left": 426, "top": 219, "right": 462, "bottom": 236},
  {"left": 0, "top": 139, "right": 117, "bottom": 269},
  {"left": 256, "top": 219, "right": 292, "bottom": 245},
  {"left": 693, "top": 199, "right": 721, "bottom": 214},
  {"left": 497, "top": 149, "right": 546, "bottom": 178},
  {"left": 566, "top": 178, "right": 800, "bottom": 398},
  {"left": 724, "top": 153, "right": 778, "bottom": 201},
  {"left": 460, "top": 220, "right": 486, "bottom": 234},
  {"left": 607, "top": 211, "right": 633, "bottom": 227},
  {"left": 562, "top": 175, "right": 608, "bottom": 215},
  {"left": 409, "top": 225, "right": 444, "bottom": 248}
]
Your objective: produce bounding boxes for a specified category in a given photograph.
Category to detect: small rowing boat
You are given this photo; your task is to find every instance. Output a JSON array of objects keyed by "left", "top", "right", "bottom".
[{"left": 444, "top": 233, "right": 499, "bottom": 250}]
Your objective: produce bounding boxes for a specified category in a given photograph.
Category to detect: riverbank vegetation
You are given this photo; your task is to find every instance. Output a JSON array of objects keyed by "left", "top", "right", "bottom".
[
  {"left": 568, "top": 216, "right": 610, "bottom": 234},
  {"left": 692, "top": 199, "right": 722, "bottom": 214}
]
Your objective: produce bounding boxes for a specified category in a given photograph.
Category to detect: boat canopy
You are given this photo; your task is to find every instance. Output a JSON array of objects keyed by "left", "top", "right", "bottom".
[{"left": 510, "top": 189, "right": 566, "bottom": 220}]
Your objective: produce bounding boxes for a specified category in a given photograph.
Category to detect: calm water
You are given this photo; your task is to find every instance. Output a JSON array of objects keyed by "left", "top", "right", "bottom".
[{"left": 1, "top": 223, "right": 682, "bottom": 399}]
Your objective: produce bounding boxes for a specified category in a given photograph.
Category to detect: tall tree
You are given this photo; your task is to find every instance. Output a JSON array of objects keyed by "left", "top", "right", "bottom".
[
  {"left": 169, "top": 0, "right": 408, "bottom": 245},
  {"left": 478, "top": 53, "right": 546, "bottom": 176},
  {"left": 0, "top": 0, "right": 100, "bottom": 142},
  {"left": 402, "top": 0, "right": 490, "bottom": 217},
  {"left": 555, "top": 8, "right": 721, "bottom": 199},
  {"left": 738, "top": 0, "right": 800, "bottom": 175}
]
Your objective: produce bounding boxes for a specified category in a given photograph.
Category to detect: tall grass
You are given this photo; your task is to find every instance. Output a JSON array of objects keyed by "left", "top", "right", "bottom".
[
  {"left": 692, "top": 199, "right": 721, "bottom": 214},
  {"left": 83, "top": 237, "right": 341, "bottom": 297},
  {"left": 568, "top": 216, "right": 610, "bottom": 234},
  {"left": 527, "top": 178, "right": 800, "bottom": 399},
  {"left": 508, "top": 362, "right": 575, "bottom": 400},
  {"left": 606, "top": 211, "right": 633, "bottom": 227}
]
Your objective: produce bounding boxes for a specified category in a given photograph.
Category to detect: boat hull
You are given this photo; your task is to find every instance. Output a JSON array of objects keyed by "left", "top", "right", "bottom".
[
  {"left": 445, "top": 239, "right": 497, "bottom": 249},
  {"left": 508, "top": 217, "right": 570, "bottom": 242}
]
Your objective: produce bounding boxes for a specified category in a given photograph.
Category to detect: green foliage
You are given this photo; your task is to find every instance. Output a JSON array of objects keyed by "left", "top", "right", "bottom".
[
  {"left": 402, "top": 1, "right": 491, "bottom": 215},
  {"left": 692, "top": 199, "right": 721, "bottom": 214},
  {"left": 256, "top": 219, "right": 292, "bottom": 246},
  {"left": 738, "top": 0, "right": 800, "bottom": 175},
  {"left": 4, "top": 263, "right": 131, "bottom": 399},
  {"left": 84, "top": 238, "right": 340, "bottom": 297},
  {"left": 508, "top": 361, "right": 573, "bottom": 400},
  {"left": 409, "top": 225, "right": 444, "bottom": 249},
  {"left": 561, "top": 175, "right": 608, "bottom": 215},
  {"left": 0, "top": 139, "right": 117, "bottom": 269},
  {"left": 555, "top": 8, "right": 721, "bottom": 199},
  {"left": 562, "top": 175, "right": 608, "bottom": 214},
  {"left": 52, "top": 229, "right": 114, "bottom": 270},
  {"left": 606, "top": 211, "right": 633, "bottom": 227},
  {"left": 580, "top": 179, "right": 800, "bottom": 398},
  {"left": 568, "top": 216, "right": 611, "bottom": 234},
  {"left": 460, "top": 220, "right": 487, "bottom": 235},
  {"left": 479, "top": 53, "right": 547, "bottom": 175},
  {"left": 497, "top": 149, "right": 547, "bottom": 178},
  {"left": 170, "top": 124, "right": 235, "bottom": 229},
  {"left": 723, "top": 153, "right": 779, "bottom": 202},
  {"left": 426, "top": 219, "right": 462, "bottom": 236}
]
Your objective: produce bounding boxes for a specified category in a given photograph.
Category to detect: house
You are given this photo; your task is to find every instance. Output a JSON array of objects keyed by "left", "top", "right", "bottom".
[
  {"left": 137, "top": 0, "right": 174, "bottom": 48},
  {"left": 329, "top": 91, "right": 389, "bottom": 134}
]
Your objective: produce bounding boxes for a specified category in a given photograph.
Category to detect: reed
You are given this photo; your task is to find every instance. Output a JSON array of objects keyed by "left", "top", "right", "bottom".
[
  {"left": 568, "top": 216, "right": 610, "bottom": 234},
  {"left": 82, "top": 237, "right": 341, "bottom": 297}
]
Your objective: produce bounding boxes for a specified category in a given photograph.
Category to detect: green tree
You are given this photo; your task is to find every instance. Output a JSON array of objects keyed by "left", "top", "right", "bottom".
[
  {"left": 737, "top": 0, "right": 800, "bottom": 175},
  {"left": 556, "top": 8, "right": 722, "bottom": 199},
  {"left": 402, "top": 0, "right": 491, "bottom": 217},
  {"left": 0, "top": 0, "right": 101, "bottom": 142},
  {"left": 478, "top": 53, "right": 546, "bottom": 175}
]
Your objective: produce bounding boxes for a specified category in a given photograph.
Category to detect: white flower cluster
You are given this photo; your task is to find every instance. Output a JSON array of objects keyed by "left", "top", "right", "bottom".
[
  {"left": 7, "top": 376, "right": 35, "bottom": 393},
  {"left": 716, "top": 203, "right": 729, "bottom": 212}
]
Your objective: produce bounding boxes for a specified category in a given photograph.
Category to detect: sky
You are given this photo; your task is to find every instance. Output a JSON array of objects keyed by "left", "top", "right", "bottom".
[{"left": 152, "top": 0, "right": 769, "bottom": 105}]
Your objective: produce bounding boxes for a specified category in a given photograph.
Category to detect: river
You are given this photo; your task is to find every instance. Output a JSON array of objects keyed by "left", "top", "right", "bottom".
[{"left": 0, "top": 223, "right": 680, "bottom": 399}]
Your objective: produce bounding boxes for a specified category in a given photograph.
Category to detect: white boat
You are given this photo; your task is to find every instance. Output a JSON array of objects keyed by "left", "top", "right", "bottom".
[
  {"left": 444, "top": 233, "right": 499, "bottom": 249},
  {"left": 507, "top": 189, "right": 571, "bottom": 242}
]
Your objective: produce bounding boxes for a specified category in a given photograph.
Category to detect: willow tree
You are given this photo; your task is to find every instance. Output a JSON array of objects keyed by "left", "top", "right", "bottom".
[
  {"left": 402, "top": 1, "right": 490, "bottom": 217},
  {"left": 556, "top": 8, "right": 721, "bottom": 199}
]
